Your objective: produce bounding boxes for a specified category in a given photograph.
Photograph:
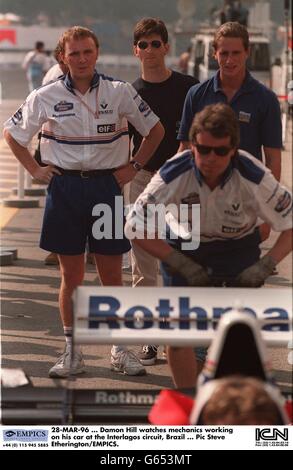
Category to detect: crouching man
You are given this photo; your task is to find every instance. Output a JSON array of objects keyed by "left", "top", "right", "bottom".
[{"left": 125, "top": 103, "right": 292, "bottom": 388}]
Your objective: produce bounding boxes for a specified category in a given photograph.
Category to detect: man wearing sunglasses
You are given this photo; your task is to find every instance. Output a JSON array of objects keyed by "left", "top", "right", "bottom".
[
  {"left": 125, "top": 103, "right": 292, "bottom": 388},
  {"left": 129, "top": 18, "right": 198, "bottom": 366}
]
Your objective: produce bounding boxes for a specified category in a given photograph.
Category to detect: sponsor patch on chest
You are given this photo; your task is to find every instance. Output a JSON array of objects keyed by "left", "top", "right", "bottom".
[
  {"left": 238, "top": 111, "right": 251, "bottom": 123},
  {"left": 54, "top": 101, "right": 74, "bottom": 112},
  {"left": 97, "top": 124, "right": 116, "bottom": 133}
]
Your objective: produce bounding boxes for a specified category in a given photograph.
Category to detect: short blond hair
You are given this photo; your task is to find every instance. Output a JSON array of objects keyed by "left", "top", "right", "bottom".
[{"left": 58, "top": 26, "right": 99, "bottom": 55}]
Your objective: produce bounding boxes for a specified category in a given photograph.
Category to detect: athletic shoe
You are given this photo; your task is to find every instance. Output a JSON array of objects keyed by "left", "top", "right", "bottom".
[
  {"left": 137, "top": 345, "right": 158, "bottom": 365},
  {"left": 49, "top": 347, "right": 85, "bottom": 378},
  {"left": 111, "top": 349, "right": 146, "bottom": 375}
]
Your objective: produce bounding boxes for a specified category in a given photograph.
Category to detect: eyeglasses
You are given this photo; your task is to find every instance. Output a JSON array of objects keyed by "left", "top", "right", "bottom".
[
  {"left": 136, "top": 40, "right": 163, "bottom": 50},
  {"left": 193, "top": 143, "right": 233, "bottom": 157}
]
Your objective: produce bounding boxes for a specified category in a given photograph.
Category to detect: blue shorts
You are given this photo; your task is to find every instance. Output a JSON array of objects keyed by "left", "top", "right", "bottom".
[{"left": 40, "top": 173, "right": 131, "bottom": 256}]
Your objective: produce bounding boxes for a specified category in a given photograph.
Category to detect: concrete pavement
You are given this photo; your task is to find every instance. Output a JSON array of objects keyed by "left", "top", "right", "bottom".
[{"left": 0, "top": 163, "right": 173, "bottom": 390}]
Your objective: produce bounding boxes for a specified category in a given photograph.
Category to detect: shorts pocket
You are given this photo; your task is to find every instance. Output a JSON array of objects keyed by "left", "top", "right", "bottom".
[{"left": 46, "top": 175, "right": 56, "bottom": 194}]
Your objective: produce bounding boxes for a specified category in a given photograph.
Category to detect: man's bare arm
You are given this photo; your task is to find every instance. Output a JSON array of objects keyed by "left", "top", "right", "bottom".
[
  {"left": 263, "top": 147, "right": 281, "bottom": 181},
  {"left": 114, "top": 121, "right": 164, "bottom": 186}
]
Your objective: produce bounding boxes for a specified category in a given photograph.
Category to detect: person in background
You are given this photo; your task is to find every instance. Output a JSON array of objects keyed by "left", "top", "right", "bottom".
[
  {"left": 178, "top": 22, "right": 282, "bottom": 180},
  {"left": 22, "top": 41, "right": 49, "bottom": 92},
  {"left": 178, "top": 22, "right": 282, "bottom": 181},
  {"left": 220, "top": 1, "right": 249, "bottom": 26},
  {"left": 178, "top": 21, "right": 283, "bottom": 243},
  {"left": 42, "top": 44, "right": 67, "bottom": 84},
  {"left": 129, "top": 18, "right": 198, "bottom": 366},
  {"left": 178, "top": 46, "right": 191, "bottom": 75}
]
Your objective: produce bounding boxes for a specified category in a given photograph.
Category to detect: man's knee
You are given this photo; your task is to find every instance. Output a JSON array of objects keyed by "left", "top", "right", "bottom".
[
  {"left": 59, "top": 256, "right": 85, "bottom": 288},
  {"left": 95, "top": 254, "right": 122, "bottom": 285}
]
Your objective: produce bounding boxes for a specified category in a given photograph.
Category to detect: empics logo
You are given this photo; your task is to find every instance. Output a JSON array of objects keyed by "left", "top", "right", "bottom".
[
  {"left": 3, "top": 429, "right": 48, "bottom": 442},
  {"left": 4, "top": 431, "right": 16, "bottom": 438},
  {"left": 255, "top": 428, "right": 289, "bottom": 447}
]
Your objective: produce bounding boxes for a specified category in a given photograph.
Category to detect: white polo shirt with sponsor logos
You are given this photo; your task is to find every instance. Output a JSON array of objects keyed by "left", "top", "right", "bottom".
[
  {"left": 4, "top": 71, "right": 159, "bottom": 170},
  {"left": 127, "top": 150, "right": 292, "bottom": 243}
]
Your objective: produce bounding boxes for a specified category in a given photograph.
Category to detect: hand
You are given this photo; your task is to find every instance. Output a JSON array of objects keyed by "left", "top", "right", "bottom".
[
  {"left": 164, "top": 250, "right": 210, "bottom": 286},
  {"left": 113, "top": 163, "right": 136, "bottom": 188},
  {"left": 235, "top": 254, "right": 277, "bottom": 287},
  {"left": 32, "top": 165, "right": 61, "bottom": 184}
]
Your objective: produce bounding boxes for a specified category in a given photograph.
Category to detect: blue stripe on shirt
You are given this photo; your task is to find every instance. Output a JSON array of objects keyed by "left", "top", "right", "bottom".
[
  {"left": 234, "top": 154, "right": 265, "bottom": 184},
  {"left": 159, "top": 151, "right": 194, "bottom": 184}
]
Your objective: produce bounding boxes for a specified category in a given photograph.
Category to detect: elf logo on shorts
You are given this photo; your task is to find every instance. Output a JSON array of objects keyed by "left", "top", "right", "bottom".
[
  {"left": 97, "top": 124, "right": 116, "bottom": 133},
  {"left": 54, "top": 101, "right": 74, "bottom": 112}
]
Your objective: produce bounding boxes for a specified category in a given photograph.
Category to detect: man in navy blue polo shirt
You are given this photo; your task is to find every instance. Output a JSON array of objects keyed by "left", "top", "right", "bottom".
[{"left": 178, "top": 22, "right": 282, "bottom": 182}]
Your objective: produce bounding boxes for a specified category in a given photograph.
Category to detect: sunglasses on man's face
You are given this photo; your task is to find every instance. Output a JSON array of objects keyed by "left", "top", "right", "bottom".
[
  {"left": 193, "top": 142, "right": 233, "bottom": 157},
  {"left": 137, "top": 40, "right": 163, "bottom": 50}
]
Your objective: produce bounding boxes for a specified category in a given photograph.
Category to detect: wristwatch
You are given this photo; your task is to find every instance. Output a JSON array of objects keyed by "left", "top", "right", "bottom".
[{"left": 130, "top": 160, "right": 143, "bottom": 171}]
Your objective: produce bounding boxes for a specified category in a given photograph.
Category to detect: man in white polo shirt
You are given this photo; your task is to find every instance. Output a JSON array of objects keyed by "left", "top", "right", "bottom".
[{"left": 4, "top": 26, "right": 164, "bottom": 378}]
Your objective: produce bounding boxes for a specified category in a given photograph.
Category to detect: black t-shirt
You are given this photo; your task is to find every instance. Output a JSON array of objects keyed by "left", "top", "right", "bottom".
[{"left": 129, "top": 70, "right": 198, "bottom": 172}]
